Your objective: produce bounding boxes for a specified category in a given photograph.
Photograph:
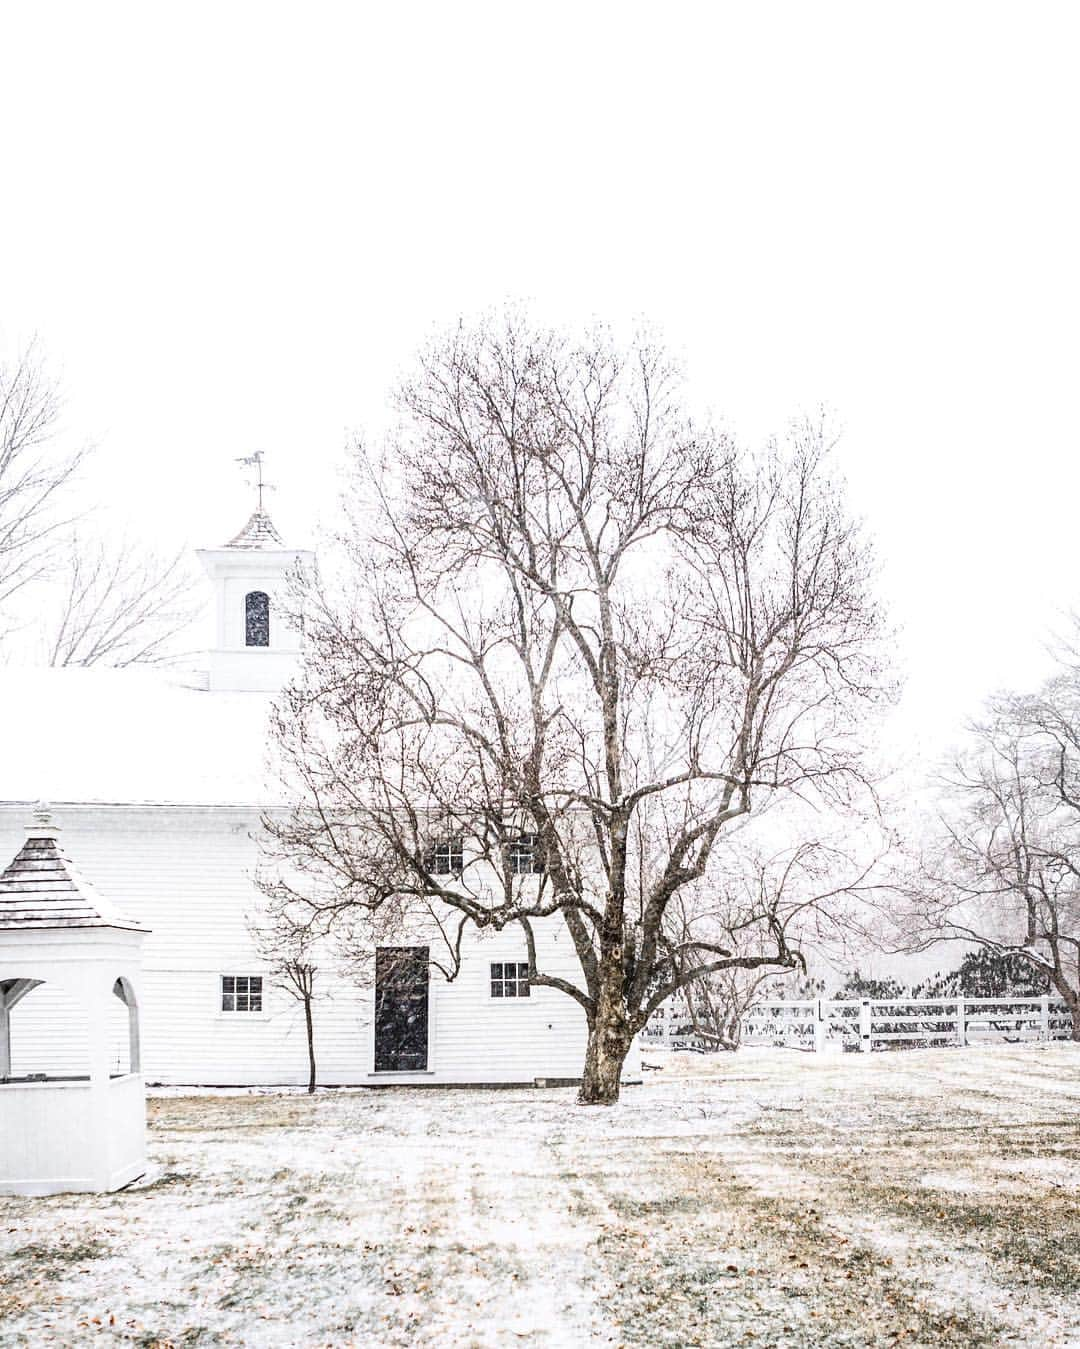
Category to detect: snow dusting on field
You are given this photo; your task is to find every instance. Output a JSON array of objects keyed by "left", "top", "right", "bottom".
[{"left": 2, "top": 1043, "right": 1080, "bottom": 1346}]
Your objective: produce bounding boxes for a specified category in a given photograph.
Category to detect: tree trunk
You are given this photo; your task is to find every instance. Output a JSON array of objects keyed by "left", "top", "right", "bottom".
[
  {"left": 1049, "top": 977, "right": 1080, "bottom": 1042},
  {"left": 578, "top": 957, "right": 632, "bottom": 1105},
  {"left": 1064, "top": 988, "right": 1080, "bottom": 1042},
  {"left": 304, "top": 995, "right": 317, "bottom": 1094}
]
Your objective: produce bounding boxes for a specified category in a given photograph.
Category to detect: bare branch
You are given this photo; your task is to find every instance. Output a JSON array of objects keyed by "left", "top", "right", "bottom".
[
  {"left": 0, "top": 343, "right": 87, "bottom": 626},
  {"left": 46, "top": 534, "right": 199, "bottom": 667}
]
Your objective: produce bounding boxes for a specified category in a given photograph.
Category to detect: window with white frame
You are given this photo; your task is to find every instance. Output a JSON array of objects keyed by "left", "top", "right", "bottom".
[
  {"left": 221, "top": 975, "right": 263, "bottom": 1012},
  {"left": 490, "top": 962, "right": 531, "bottom": 998},
  {"left": 507, "top": 832, "right": 544, "bottom": 875},
  {"left": 425, "top": 836, "right": 464, "bottom": 875}
]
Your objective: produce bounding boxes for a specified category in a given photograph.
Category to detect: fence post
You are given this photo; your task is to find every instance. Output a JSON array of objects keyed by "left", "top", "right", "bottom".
[
  {"left": 859, "top": 999, "right": 872, "bottom": 1053},
  {"left": 814, "top": 999, "right": 825, "bottom": 1054},
  {"left": 1040, "top": 994, "right": 1050, "bottom": 1042},
  {"left": 956, "top": 996, "right": 966, "bottom": 1047}
]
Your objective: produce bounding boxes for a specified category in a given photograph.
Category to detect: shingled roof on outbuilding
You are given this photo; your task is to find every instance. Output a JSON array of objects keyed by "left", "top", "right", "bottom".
[{"left": 0, "top": 813, "right": 146, "bottom": 931}]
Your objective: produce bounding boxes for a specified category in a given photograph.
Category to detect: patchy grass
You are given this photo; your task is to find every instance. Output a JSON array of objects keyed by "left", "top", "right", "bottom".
[
  {"left": 1, "top": 1043, "right": 1079, "bottom": 1345},
  {"left": 8, "top": 1237, "right": 109, "bottom": 1278},
  {"left": 867, "top": 1183, "right": 1080, "bottom": 1293},
  {"left": 574, "top": 1153, "right": 1011, "bottom": 1347}
]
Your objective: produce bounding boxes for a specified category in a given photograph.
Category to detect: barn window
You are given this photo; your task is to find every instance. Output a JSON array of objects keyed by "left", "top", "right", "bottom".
[
  {"left": 490, "top": 962, "right": 531, "bottom": 998},
  {"left": 425, "top": 836, "right": 463, "bottom": 875},
  {"left": 507, "top": 833, "right": 544, "bottom": 875},
  {"left": 245, "top": 591, "right": 270, "bottom": 647},
  {"left": 221, "top": 975, "right": 263, "bottom": 1012}
]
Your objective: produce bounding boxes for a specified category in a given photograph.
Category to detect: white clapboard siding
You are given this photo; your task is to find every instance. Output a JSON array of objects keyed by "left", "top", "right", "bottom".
[
  {"left": 7, "top": 981, "right": 131, "bottom": 1078},
  {"left": 8, "top": 982, "right": 89, "bottom": 1077},
  {"left": 0, "top": 805, "right": 636, "bottom": 1087},
  {"left": 428, "top": 929, "right": 590, "bottom": 1082}
]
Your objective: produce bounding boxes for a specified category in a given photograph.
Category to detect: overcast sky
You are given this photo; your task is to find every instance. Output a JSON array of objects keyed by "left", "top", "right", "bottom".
[{"left": 2, "top": 2, "right": 1077, "bottom": 761}]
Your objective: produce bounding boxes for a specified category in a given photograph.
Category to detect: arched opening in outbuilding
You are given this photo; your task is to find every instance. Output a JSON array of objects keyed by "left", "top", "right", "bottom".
[
  {"left": 1, "top": 977, "right": 89, "bottom": 1082},
  {"left": 111, "top": 976, "right": 140, "bottom": 1076}
]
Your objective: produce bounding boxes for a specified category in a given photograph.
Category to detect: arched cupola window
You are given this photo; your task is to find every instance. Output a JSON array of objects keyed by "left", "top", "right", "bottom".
[{"left": 245, "top": 591, "right": 270, "bottom": 647}]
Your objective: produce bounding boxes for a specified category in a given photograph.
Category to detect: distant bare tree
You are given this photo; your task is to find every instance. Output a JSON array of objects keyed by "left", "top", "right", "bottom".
[
  {"left": 263, "top": 316, "right": 891, "bottom": 1103},
  {"left": 281, "top": 957, "right": 319, "bottom": 1095},
  {"left": 248, "top": 900, "right": 322, "bottom": 1093},
  {"left": 0, "top": 344, "right": 85, "bottom": 624},
  {"left": 903, "top": 645, "right": 1080, "bottom": 1038},
  {"left": 663, "top": 839, "right": 884, "bottom": 1049},
  {"left": 47, "top": 535, "right": 198, "bottom": 667},
  {"left": 668, "top": 968, "right": 771, "bottom": 1052}
]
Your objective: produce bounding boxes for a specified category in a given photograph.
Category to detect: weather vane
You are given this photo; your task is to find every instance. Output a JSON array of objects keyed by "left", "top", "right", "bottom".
[{"left": 235, "top": 451, "right": 275, "bottom": 513}]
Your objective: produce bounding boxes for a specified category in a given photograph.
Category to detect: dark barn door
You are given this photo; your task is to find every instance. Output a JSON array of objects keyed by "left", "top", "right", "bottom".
[{"left": 374, "top": 947, "right": 429, "bottom": 1072}]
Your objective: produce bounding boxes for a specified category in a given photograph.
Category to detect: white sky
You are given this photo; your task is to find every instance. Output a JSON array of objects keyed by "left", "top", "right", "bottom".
[{"left": 2, "top": 2, "right": 1078, "bottom": 764}]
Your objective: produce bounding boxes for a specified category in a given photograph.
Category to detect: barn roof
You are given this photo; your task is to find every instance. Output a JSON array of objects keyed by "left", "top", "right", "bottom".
[
  {"left": 0, "top": 812, "right": 147, "bottom": 930},
  {"left": 0, "top": 667, "right": 279, "bottom": 806}
]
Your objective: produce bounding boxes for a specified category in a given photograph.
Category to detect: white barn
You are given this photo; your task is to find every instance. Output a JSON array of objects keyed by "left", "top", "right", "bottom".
[{"left": 0, "top": 509, "right": 639, "bottom": 1089}]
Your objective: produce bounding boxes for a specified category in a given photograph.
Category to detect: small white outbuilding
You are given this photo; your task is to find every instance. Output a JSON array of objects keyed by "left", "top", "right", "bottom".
[{"left": 0, "top": 807, "right": 149, "bottom": 1196}]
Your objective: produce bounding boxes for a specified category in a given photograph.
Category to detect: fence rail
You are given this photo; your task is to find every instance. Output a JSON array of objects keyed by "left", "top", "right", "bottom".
[{"left": 641, "top": 995, "right": 1074, "bottom": 1053}]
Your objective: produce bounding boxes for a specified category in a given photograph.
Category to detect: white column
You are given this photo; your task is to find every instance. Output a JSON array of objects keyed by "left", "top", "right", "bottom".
[{"left": 83, "top": 977, "right": 115, "bottom": 1191}]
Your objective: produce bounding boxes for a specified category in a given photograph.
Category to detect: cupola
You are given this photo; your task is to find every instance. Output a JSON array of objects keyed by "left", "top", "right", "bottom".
[{"left": 195, "top": 455, "right": 315, "bottom": 693}]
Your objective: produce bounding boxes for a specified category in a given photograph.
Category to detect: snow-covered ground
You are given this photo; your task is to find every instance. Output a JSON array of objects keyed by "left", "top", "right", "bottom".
[{"left": 2, "top": 1043, "right": 1079, "bottom": 1347}]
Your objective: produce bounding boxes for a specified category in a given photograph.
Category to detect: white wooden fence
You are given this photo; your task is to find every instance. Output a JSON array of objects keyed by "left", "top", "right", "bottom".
[{"left": 642, "top": 996, "right": 1074, "bottom": 1053}]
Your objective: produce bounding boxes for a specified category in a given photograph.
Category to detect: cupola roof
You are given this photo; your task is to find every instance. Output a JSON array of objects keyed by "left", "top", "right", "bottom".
[
  {"left": 224, "top": 509, "right": 285, "bottom": 549},
  {"left": 0, "top": 807, "right": 146, "bottom": 931}
]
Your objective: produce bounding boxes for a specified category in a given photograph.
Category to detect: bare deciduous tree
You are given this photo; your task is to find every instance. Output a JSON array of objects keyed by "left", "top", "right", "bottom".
[
  {"left": 47, "top": 534, "right": 198, "bottom": 667},
  {"left": 248, "top": 900, "right": 323, "bottom": 1093},
  {"left": 0, "top": 344, "right": 85, "bottom": 625},
  {"left": 263, "top": 317, "right": 890, "bottom": 1103},
  {"left": 662, "top": 838, "right": 884, "bottom": 1049},
  {"left": 902, "top": 649, "right": 1080, "bottom": 1038}
]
